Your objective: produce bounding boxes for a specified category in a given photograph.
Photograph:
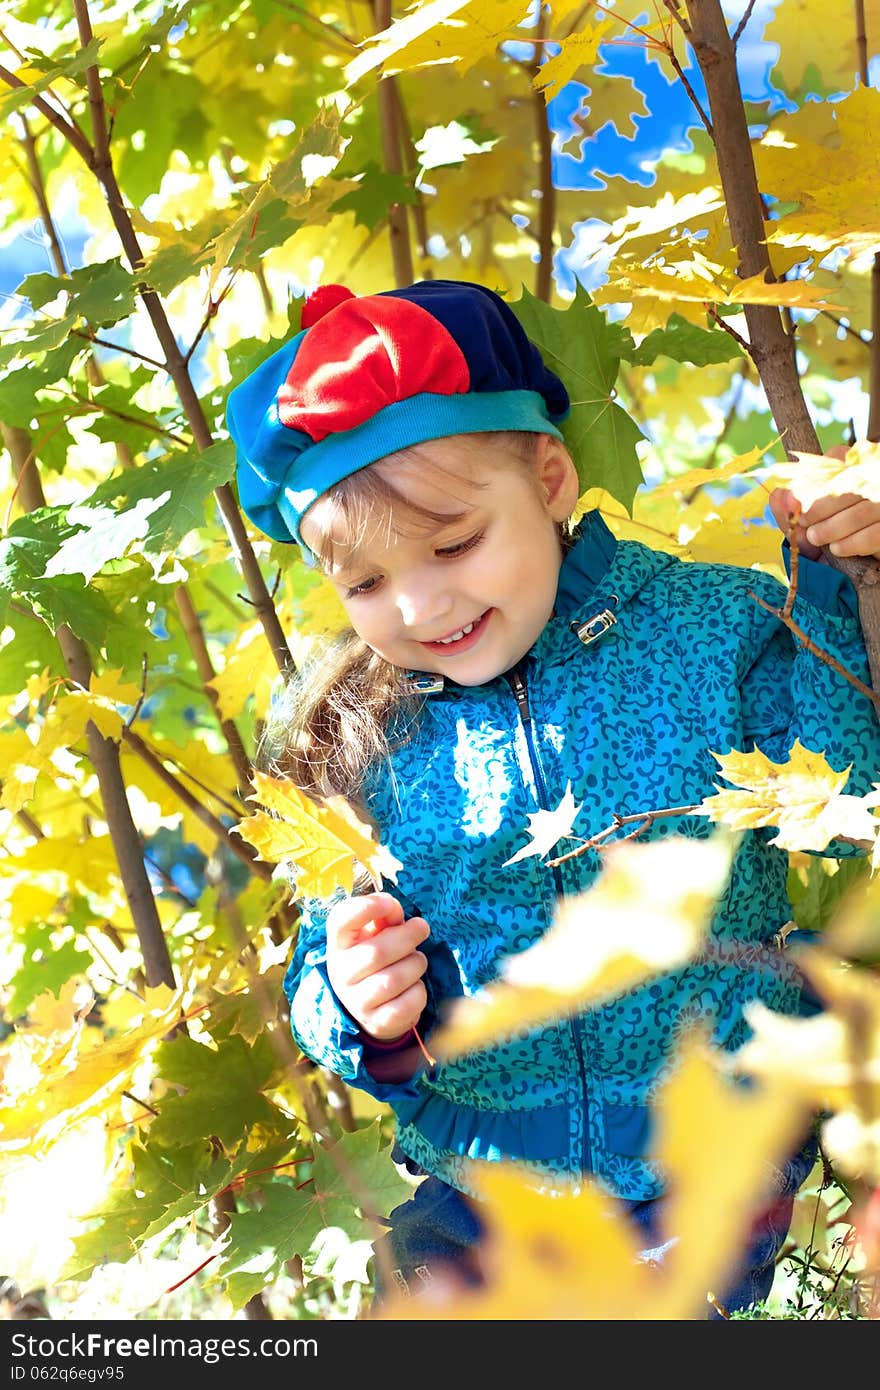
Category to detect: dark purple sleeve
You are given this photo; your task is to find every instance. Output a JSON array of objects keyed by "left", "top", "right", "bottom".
[{"left": 358, "top": 1028, "right": 426, "bottom": 1084}]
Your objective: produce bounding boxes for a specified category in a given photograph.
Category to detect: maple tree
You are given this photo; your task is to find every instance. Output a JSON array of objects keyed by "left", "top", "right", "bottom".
[{"left": 1, "top": 0, "right": 879, "bottom": 1321}]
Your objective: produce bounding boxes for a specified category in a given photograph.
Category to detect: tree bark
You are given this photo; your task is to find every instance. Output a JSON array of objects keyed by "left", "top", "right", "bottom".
[
  {"left": 2, "top": 422, "right": 176, "bottom": 989},
  {"left": 684, "top": 0, "right": 880, "bottom": 688}
]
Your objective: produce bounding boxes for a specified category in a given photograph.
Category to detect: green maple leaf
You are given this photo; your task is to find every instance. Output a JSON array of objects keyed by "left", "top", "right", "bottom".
[
  {"left": 45, "top": 496, "right": 171, "bottom": 584},
  {"left": 329, "top": 163, "right": 419, "bottom": 230},
  {"left": 628, "top": 313, "right": 745, "bottom": 368},
  {"left": 218, "top": 1121, "right": 412, "bottom": 1310},
  {"left": 61, "top": 1139, "right": 230, "bottom": 1280},
  {"left": 20, "top": 261, "right": 137, "bottom": 330},
  {"left": 151, "top": 1032, "right": 296, "bottom": 1150},
  {"left": 0, "top": 314, "right": 75, "bottom": 370},
  {"left": 0, "top": 340, "right": 82, "bottom": 430},
  {"left": 510, "top": 285, "right": 645, "bottom": 510},
  {"left": 4, "top": 923, "right": 91, "bottom": 1018},
  {"left": 83, "top": 440, "right": 236, "bottom": 558},
  {"left": 787, "top": 857, "right": 869, "bottom": 936},
  {"left": 0, "top": 37, "right": 102, "bottom": 122},
  {"left": 29, "top": 574, "right": 143, "bottom": 650}
]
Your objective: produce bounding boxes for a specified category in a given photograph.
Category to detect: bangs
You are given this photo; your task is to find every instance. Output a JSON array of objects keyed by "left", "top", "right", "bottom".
[{"left": 305, "top": 434, "right": 537, "bottom": 572}]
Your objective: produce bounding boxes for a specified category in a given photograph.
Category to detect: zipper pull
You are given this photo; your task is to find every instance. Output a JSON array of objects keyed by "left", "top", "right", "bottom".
[{"left": 509, "top": 669, "right": 531, "bottom": 721}]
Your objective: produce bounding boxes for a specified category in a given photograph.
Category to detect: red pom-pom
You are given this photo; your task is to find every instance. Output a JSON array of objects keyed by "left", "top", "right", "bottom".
[{"left": 301, "top": 284, "right": 355, "bottom": 329}]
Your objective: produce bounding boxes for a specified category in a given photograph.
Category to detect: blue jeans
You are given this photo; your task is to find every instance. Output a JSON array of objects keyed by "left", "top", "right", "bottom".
[{"left": 374, "top": 1131, "right": 818, "bottom": 1317}]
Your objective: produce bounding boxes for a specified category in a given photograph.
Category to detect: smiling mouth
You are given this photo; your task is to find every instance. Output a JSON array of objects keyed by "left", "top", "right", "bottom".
[{"left": 420, "top": 610, "right": 491, "bottom": 654}]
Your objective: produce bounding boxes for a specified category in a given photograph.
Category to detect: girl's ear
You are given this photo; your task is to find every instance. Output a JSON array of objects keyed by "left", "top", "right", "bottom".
[{"left": 535, "top": 435, "right": 580, "bottom": 521}]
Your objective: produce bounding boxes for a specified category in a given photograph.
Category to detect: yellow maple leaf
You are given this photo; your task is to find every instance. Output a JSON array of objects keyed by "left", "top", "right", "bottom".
[
  {"left": 758, "top": 86, "right": 880, "bottom": 257},
  {"left": 207, "top": 619, "right": 279, "bottom": 723},
  {"left": 650, "top": 1037, "right": 811, "bottom": 1316},
  {"left": 607, "top": 188, "right": 726, "bottom": 249},
  {"left": 555, "top": 68, "right": 649, "bottom": 147},
  {"left": 0, "top": 985, "right": 182, "bottom": 1149},
  {"left": 233, "top": 769, "right": 402, "bottom": 898},
  {"left": 596, "top": 261, "right": 842, "bottom": 324},
  {"left": 646, "top": 443, "right": 775, "bottom": 499},
  {"left": 764, "top": 0, "right": 880, "bottom": 94},
  {"left": 726, "top": 270, "right": 844, "bottom": 311},
  {"left": 380, "top": 1034, "right": 806, "bottom": 1319},
  {"left": 346, "top": 0, "right": 531, "bottom": 84},
  {"left": 764, "top": 440, "right": 880, "bottom": 510},
  {"left": 434, "top": 833, "right": 734, "bottom": 1060},
  {"left": 697, "top": 740, "right": 880, "bottom": 854},
  {"left": 729, "top": 949, "right": 880, "bottom": 1182},
  {"left": 532, "top": 23, "right": 613, "bottom": 100},
  {"left": 378, "top": 1160, "right": 653, "bottom": 1319}
]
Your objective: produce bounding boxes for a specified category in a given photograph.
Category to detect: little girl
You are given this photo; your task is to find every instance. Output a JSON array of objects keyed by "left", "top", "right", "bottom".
[{"left": 226, "top": 278, "right": 880, "bottom": 1315}]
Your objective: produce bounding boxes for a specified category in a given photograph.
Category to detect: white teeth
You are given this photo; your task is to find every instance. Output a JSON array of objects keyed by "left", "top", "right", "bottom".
[{"left": 436, "top": 620, "right": 477, "bottom": 645}]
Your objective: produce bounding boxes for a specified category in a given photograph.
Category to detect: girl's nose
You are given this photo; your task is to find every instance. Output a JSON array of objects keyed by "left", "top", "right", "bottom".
[{"left": 395, "top": 582, "right": 453, "bottom": 630}]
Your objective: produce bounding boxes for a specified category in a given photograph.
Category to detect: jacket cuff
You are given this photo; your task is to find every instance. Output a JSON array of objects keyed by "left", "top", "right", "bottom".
[
  {"left": 290, "top": 958, "right": 430, "bottom": 1104},
  {"left": 359, "top": 1022, "right": 429, "bottom": 1084},
  {"left": 782, "top": 542, "right": 859, "bottom": 621}
]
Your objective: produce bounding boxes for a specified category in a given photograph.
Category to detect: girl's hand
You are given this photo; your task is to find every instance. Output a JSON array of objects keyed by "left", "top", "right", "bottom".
[
  {"left": 769, "top": 443, "right": 880, "bottom": 560},
  {"left": 325, "top": 891, "right": 430, "bottom": 1042}
]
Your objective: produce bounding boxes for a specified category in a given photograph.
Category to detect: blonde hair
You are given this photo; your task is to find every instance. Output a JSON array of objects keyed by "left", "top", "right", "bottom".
[{"left": 259, "top": 431, "right": 565, "bottom": 802}]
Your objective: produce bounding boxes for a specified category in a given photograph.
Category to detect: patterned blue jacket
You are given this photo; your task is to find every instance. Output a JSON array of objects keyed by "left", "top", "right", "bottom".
[{"left": 283, "top": 512, "right": 880, "bottom": 1201}]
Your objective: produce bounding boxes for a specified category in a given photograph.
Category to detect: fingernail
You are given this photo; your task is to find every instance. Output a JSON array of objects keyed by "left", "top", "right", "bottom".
[{"left": 806, "top": 527, "right": 818, "bottom": 543}]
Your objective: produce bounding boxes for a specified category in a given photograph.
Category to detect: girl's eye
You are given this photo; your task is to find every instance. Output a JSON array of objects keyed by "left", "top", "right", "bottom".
[
  {"left": 344, "top": 575, "right": 380, "bottom": 598},
  {"left": 436, "top": 530, "right": 484, "bottom": 559}
]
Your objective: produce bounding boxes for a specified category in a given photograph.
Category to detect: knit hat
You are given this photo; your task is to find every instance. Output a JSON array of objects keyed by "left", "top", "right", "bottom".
[{"left": 226, "top": 278, "right": 570, "bottom": 547}]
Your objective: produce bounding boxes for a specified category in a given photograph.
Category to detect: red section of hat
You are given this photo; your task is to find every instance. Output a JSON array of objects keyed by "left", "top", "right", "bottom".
[
  {"left": 300, "top": 284, "right": 355, "bottom": 329},
  {"left": 278, "top": 295, "right": 471, "bottom": 442}
]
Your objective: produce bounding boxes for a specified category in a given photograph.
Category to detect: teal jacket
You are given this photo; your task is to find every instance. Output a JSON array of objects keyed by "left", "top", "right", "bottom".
[{"left": 283, "top": 513, "right": 880, "bottom": 1200}]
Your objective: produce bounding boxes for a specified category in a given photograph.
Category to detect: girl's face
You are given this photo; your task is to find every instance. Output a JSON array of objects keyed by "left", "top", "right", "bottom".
[{"left": 301, "top": 435, "right": 579, "bottom": 685}]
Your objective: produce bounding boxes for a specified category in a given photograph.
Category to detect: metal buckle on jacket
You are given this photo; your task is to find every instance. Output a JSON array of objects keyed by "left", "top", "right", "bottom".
[
  {"left": 405, "top": 673, "right": 445, "bottom": 695},
  {"left": 572, "top": 607, "right": 618, "bottom": 646},
  {"left": 772, "top": 919, "right": 797, "bottom": 951}
]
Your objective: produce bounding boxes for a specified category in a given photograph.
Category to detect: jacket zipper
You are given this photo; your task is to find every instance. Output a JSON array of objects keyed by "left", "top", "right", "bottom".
[{"left": 507, "top": 665, "right": 593, "bottom": 1176}]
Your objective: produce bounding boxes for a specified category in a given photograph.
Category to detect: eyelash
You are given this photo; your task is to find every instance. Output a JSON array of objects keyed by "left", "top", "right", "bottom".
[
  {"left": 436, "top": 529, "right": 484, "bottom": 558},
  {"left": 344, "top": 530, "right": 485, "bottom": 599}
]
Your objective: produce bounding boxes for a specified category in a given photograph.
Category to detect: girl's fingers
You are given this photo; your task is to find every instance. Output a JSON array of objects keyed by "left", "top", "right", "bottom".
[
  {"left": 326, "top": 891, "right": 405, "bottom": 948},
  {"left": 803, "top": 499, "right": 880, "bottom": 555},
  {"left": 798, "top": 493, "right": 865, "bottom": 530},
  {"left": 360, "top": 980, "right": 428, "bottom": 1039},
  {"left": 814, "top": 521, "right": 880, "bottom": 558},
  {"left": 356, "top": 950, "right": 428, "bottom": 1013},
  {"left": 334, "top": 918, "right": 430, "bottom": 988}
]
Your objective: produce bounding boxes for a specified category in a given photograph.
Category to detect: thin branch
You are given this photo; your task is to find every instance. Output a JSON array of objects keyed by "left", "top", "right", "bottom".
[
  {"left": 0, "top": 63, "right": 94, "bottom": 164},
  {"left": 119, "top": 726, "right": 261, "bottom": 866},
  {"left": 38, "top": 5, "right": 296, "bottom": 682},
  {"left": 121, "top": 1090, "right": 160, "bottom": 1117},
  {"left": 732, "top": 0, "right": 759, "bottom": 45},
  {"left": 666, "top": 47, "right": 713, "bottom": 134},
  {"left": 173, "top": 586, "right": 255, "bottom": 797},
  {"left": 662, "top": 0, "right": 693, "bottom": 39},
  {"left": 59, "top": 389, "right": 190, "bottom": 445},
  {"left": 72, "top": 327, "right": 166, "bottom": 370},
  {"left": 184, "top": 271, "right": 238, "bottom": 366},
  {"left": 748, "top": 588, "right": 880, "bottom": 709},
  {"left": 707, "top": 305, "right": 751, "bottom": 355},
  {"left": 270, "top": 0, "right": 359, "bottom": 50},
  {"left": 684, "top": 0, "right": 880, "bottom": 693},
  {"left": 821, "top": 311, "right": 871, "bottom": 346},
  {"left": 73, "top": 0, "right": 110, "bottom": 167},
  {"left": 19, "top": 114, "right": 68, "bottom": 275},
  {"left": 547, "top": 804, "right": 699, "bottom": 866}
]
